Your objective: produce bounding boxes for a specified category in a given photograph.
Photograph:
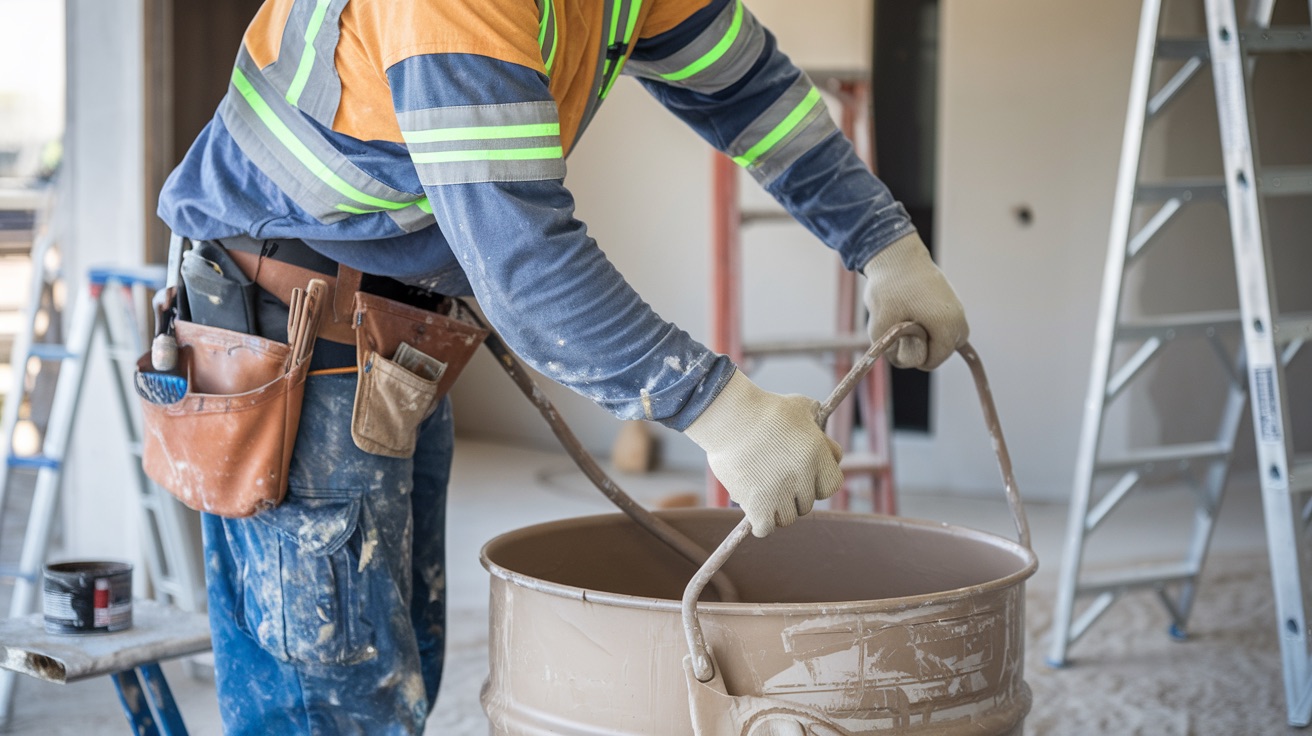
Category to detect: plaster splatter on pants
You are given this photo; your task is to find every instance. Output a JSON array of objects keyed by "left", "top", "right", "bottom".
[{"left": 201, "top": 374, "right": 454, "bottom": 735}]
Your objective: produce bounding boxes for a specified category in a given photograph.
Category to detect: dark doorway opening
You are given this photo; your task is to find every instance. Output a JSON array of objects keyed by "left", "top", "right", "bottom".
[{"left": 872, "top": 0, "right": 939, "bottom": 433}]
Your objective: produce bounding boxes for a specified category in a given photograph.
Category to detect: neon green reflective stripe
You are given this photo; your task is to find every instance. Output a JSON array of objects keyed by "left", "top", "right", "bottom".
[
  {"left": 232, "top": 66, "right": 418, "bottom": 212},
  {"left": 402, "top": 123, "right": 560, "bottom": 144},
  {"left": 537, "top": 2, "right": 550, "bottom": 48},
  {"left": 336, "top": 196, "right": 432, "bottom": 215},
  {"left": 285, "top": 0, "right": 333, "bottom": 106},
  {"left": 602, "top": 0, "right": 624, "bottom": 80},
  {"left": 546, "top": 12, "right": 559, "bottom": 73},
  {"left": 624, "top": 0, "right": 643, "bottom": 42},
  {"left": 663, "top": 0, "right": 742, "bottom": 82},
  {"left": 732, "top": 87, "right": 822, "bottom": 167},
  {"left": 411, "top": 147, "right": 564, "bottom": 164},
  {"left": 600, "top": 58, "right": 627, "bottom": 98}
]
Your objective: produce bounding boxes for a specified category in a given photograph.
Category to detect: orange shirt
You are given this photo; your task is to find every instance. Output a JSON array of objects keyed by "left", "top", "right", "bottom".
[{"left": 242, "top": 0, "right": 712, "bottom": 151}]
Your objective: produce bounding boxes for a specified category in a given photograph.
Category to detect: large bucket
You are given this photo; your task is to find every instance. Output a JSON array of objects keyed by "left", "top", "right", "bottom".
[
  {"left": 481, "top": 506, "right": 1036, "bottom": 734},
  {"left": 481, "top": 335, "right": 1035, "bottom": 734}
]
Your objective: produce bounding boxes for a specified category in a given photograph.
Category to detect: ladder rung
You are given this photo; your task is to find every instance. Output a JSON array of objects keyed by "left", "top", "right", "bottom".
[
  {"left": 1096, "top": 442, "right": 1231, "bottom": 473},
  {"left": 0, "top": 566, "right": 38, "bottom": 583},
  {"left": 25, "top": 343, "right": 77, "bottom": 362},
  {"left": 743, "top": 334, "right": 870, "bottom": 358},
  {"left": 1155, "top": 38, "right": 1208, "bottom": 59},
  {"left": 6, "top": 454, "right": 61, "bottom": 470},
  {"left": 1240, "top": 26, "right": 1312, "bottom": 54},
  {"left": 87, "top": 264, "right": 167, "bottom": 290},
  {"left": 1077, "top": 562, "right": 1197, "bottom": 597},
  {"left": 1259, "top": 166, "right": 1312, "bottom": 197},
  {"left": 1156, "top": 27, "right": 1312, "bottom": 59},
  {"left": 740, "top": 209, "right": 792, "bottom": 226},
  {"left": 1292, "top": 455, "right": 1312, "bottom": 496},
  {"left": 1117, "top": 310, "right": 1241, "bottom": 340},
  {"left": 1277, "top": 313, "right": 1312, "bottom": 344},
  {"left": 1136, "top": 179, "right": 1226, "bottom": 201},
  {"left": 840, "top": 452, "right": 890, "bottom": 474}
]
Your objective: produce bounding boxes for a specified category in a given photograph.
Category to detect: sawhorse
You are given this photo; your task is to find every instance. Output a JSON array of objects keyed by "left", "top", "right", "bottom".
[{"left": 0, "top": 599, "right": 210, "bottom": 734}]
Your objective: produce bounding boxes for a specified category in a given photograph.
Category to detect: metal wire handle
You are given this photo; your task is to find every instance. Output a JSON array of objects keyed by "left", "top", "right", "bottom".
[{"left": 683, "top": 322, "right": 1031, "bottom": 683}]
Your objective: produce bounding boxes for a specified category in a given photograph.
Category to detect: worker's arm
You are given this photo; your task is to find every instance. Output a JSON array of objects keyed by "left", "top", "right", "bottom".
[
  {"left": 629, "top": 0, "right": 967, "bottom": 368},
  {"left": 374, "top": 8, "right": 839, "bottom": 534}
]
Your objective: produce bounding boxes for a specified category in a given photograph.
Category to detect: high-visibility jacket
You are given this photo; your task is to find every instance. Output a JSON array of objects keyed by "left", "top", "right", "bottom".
[{"left": 158, "top": 0, "right": 916, "bottom": 429}]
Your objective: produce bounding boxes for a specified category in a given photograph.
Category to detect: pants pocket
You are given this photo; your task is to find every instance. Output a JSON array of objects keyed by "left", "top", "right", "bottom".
[
  {"left": 234, "top": 491, "right": 377, "bottom": 666},
  {"left": 350, "top": 346, "right": 442, "bottom": 458}
]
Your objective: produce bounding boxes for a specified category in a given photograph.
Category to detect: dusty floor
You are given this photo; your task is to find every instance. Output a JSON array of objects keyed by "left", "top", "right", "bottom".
[{"left": 0, "top": 437, "right": 1293, "bottom": 735}]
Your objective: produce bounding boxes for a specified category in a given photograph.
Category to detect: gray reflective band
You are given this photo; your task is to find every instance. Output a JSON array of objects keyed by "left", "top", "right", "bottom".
[
  {"left": 221, "top": 47, "right": 435, "bottom": 231},
  {"left": 538, "top": 0, "right": 558, "bottom": 74},
  {"left": 576, "top": 0, "right": 621, "bottom": 144},
  {"left": 625, "top": 0, "right": 764, "bottom": 95},
  {"left": 400, "top": 102, "right": 566, "bottom": 186},
  {"left": 260, "top": 0, "right": 349, "bottom": 128},
  {"left": 727, "top": 74, "right": 836, "bottom": 185}
]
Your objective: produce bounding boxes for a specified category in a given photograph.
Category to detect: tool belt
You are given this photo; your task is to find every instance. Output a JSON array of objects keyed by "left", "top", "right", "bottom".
[{"left": 133, "top": 236, "right": 488, "bottom": 518}]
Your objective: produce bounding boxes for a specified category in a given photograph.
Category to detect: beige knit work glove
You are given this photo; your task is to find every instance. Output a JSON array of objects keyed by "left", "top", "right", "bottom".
[
  {"left": 685, "top": 371, "right": 844, "bottom": 537},
  {"left": 862, "top": 232, "right": 969, "bottom": 370}
]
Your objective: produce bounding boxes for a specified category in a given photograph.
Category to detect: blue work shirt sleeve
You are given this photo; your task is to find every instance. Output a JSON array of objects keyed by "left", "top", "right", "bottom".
[
  {"left": 629, "top": 0, "right": 917, "bottom": 272},
  {"left": 388, "top": 52, "right": 732, "bottom": 430}
]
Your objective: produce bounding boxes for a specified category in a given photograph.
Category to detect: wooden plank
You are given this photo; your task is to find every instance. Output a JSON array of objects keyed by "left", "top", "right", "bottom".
[{"left": 0, "top": 599, "right": 211, "bottom": 684}]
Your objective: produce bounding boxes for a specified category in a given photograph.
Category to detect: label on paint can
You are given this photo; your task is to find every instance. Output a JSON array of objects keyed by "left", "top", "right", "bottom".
[{"left": 42, "top": 561, "right": 133, "bottom": 635}]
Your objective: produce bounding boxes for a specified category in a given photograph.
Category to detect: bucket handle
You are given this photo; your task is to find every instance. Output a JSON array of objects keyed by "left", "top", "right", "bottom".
[{"left": 683, "top": 323, "right": 1031, "bottom": 693}]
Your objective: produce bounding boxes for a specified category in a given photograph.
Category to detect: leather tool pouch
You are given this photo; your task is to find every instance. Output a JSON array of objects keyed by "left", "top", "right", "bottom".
[
  {"left": 350, "top": 291, "right": 488, "bottom": 458},
  {"left": 135, "top": 280, "right": 327, "bottom": 518}
]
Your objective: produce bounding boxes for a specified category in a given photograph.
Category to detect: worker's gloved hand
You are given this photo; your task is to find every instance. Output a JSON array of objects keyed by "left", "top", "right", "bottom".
[
  {"left": 685, "top": 371, "right": 843, "bottom": 537},
  {"left": 862, "top": 232, "right": 969, "bottom": 370}
]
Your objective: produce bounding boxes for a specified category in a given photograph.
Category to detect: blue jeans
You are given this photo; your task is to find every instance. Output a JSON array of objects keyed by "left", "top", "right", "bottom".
[{"left": 201, "top": 372, "right": 453, "bottom": 734}]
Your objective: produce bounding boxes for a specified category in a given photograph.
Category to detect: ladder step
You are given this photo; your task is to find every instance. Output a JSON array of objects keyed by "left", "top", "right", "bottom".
[
  {"left": 25, "top": 343, "right": 77, "bottom": 362},
  {"left": 1156, "top": 27, "right": 1312, "bottom": 58},
  {"left": 1136, "top": 178, "right": 1226, "bottom": 201},
  {"left": 1116, "top": 310, "right": 1240, "bottom": 340},
  {"left": 840, "top": 452, "right": 890, "bottom": 474},
  {"left": 6, "top": 454, "right": 61, "bottom": 471},
  {"left": 1292, "top": 455, "right": 1312, "bottom": 496},
  {"left": 739, "top": 209, "right": 793, "bottom": 226},
  {"left": 1277, "top": 312, "right": 1312, "bottom": 344},
  {"left": 86, "top": 265, "right": 167, "bottom": 290},
  {"left": 1240, "top": 26, "right": 1312, "bottom": 54},
  {"left": 1077, "top": 562, "right": 1197, "bottom": 597},
  {"left": 743, "top": 334, "right": 870, "bottom": 358},
  {"left": 1259, "top": 166, "right": 1312, "bottom": 196},
  {"left": 1095, "top": 441, "right": 1231, "bottom": 473},
  {"left": 0, "top": 566, "right": 38, "bottom": 583}
]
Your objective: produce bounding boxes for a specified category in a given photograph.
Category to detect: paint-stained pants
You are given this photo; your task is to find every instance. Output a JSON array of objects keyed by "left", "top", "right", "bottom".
[{"left": 201, "top": 372, "right": 453, "bottom": 734}]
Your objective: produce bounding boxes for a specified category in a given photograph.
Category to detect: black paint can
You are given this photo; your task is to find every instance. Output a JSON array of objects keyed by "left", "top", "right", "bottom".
[{"left": 42, "top": 561, "right": 133, "bottom": 635}]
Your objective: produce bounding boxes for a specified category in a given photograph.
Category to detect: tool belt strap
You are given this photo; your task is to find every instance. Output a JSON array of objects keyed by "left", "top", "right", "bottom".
[{"left": 226, "top": 249, "right": 359, "bottom": 345}]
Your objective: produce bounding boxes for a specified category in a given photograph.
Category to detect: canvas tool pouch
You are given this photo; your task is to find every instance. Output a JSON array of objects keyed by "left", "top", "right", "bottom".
[
  {"left": 350, "top": 290, "right": 488, "bottom": 457},
  {"left": 136, "top": 280, "right": 327, "bottom": 518}
]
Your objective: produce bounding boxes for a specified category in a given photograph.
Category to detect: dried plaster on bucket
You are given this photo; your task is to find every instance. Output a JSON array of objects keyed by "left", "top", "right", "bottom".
[{"left": 481, "top": 508, "right": 1037, "bottom": 735}]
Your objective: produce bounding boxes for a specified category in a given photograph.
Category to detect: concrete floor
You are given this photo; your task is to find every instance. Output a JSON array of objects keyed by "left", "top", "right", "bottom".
[{"left": 0, "top": 434, "right": 1276, "bottom": 735}]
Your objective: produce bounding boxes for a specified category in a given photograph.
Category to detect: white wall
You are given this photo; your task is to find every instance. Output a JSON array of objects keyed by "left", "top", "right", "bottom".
[{"left": 900, "top": 0, "right": 1143, "bottom": 500}]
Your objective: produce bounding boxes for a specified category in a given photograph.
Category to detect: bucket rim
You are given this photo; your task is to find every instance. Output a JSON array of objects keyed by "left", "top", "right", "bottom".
[{"left": 480, "top": 508, "right": 1038, "bottom": 615}]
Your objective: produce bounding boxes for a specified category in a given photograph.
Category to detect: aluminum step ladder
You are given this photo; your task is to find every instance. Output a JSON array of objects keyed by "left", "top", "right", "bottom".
[
  {"left": 1048, "top": 0, "right": 1312, "bottom": 726},
  {"left": 0, "top": 230, "right": 206, "bottom": 725}
]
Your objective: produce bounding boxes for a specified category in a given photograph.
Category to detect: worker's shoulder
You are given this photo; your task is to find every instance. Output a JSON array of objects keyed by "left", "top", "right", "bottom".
[{"left": 346, "top": 0, "right": 543, "bottom": 71}]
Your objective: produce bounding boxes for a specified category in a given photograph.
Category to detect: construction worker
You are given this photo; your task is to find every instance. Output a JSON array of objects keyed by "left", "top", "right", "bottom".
[{"left": 156, "top": 0, "right": 967, "bottom": 732}]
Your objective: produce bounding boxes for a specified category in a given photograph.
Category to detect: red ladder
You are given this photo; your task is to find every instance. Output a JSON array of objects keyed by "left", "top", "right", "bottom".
[{"left": 708, "top": 70, "right": 895, "bottom": 515}]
